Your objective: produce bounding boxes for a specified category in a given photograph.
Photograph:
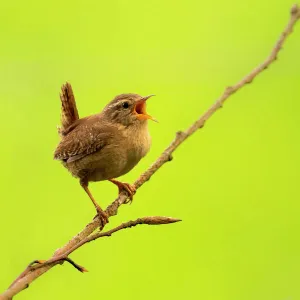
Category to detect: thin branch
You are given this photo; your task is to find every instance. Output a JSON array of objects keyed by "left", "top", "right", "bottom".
[
  {"left": 1, "top": 4, "right": 299, "bottom": 300},
  {"left": 31, "top": 217, "right": 181, "bottom": 272}
]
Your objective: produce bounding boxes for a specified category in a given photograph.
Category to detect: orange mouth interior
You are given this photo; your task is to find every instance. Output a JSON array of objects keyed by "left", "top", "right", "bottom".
[
  {"left": 133, "top": 96, "right": 157, "bottom": 122},
  {"left": 134, "top": 101, "right": 147, "bottom": 115},
  {"left": 134, "top": 101, "right": 153, "bottom": 121}
]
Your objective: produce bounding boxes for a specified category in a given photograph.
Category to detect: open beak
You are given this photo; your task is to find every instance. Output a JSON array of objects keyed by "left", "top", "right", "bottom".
[{"left": 134, "top": 95, "right": 157, "bottom": 122}]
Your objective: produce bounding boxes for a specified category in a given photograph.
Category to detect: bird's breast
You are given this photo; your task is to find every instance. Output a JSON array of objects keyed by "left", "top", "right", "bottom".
[
  {"left": 63, "top": 121, "right": 152, "bottom": 183},
  {"left": 121, "top": 124, "right": 151, "bottom": 174}
]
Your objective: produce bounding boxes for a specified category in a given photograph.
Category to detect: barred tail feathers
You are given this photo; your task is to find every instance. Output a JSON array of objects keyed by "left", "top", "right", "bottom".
[{"left": 58, "top": 82, "right": 79, "bottom": 136}]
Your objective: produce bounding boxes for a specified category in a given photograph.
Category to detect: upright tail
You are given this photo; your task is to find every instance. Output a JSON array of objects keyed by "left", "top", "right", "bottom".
[{"left": 58, "top": 82, "right": 79, "bottom": 136}]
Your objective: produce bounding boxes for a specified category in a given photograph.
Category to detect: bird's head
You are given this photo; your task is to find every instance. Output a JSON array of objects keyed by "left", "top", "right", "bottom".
[{"left": 103, "top": 93, "right": 156, "bottom": 126}]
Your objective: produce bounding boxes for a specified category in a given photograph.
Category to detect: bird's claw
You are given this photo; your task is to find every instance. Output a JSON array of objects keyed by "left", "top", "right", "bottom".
[
  {"left": 109, "top": 179, "right": 136, "bottom": 204},
  {"left": 119, "top": 183, "right": 136, "bottom": 204}
]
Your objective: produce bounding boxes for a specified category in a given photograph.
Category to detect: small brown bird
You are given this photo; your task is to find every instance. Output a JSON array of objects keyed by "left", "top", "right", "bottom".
[{"left": 54, "top": 83, "right": 155, "bottom": 227}]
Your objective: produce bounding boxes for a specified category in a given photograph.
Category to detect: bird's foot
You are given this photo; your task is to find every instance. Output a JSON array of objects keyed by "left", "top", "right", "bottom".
[
  {"left": 121, "top": 182, "right": 136, "bottom": 204},
  {"left": 109, "top": 179, "right": 136, "bottom": 204},
  {"left": 96, "top": 208, "right": 109, "bottom": 230}
]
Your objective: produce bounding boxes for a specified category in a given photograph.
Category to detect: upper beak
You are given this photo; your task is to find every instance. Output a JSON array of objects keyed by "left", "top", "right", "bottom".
[
  {"left": 134, "top": 95, "right": 158, "bottom": 122},
  {"left": 141, "top": 94, "right": 155, "bottom": 101}
]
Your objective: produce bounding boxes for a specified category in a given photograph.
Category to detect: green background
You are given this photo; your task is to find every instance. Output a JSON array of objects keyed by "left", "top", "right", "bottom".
[{"left": 0, "top": 0, "right": 299, "bottom": 299}]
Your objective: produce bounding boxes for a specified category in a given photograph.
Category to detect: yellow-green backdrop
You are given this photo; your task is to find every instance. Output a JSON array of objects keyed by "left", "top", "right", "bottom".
[{"left": 0, "top": 0, "right": 299, "bottom": 299}]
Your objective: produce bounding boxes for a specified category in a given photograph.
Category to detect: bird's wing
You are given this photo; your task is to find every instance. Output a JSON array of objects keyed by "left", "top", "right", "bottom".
[
  {"left": 58, "top": 82, "right": 80, "bottom": 137},
  {"left": 54, "top": 117, "right": 115, "bottom": 163}
]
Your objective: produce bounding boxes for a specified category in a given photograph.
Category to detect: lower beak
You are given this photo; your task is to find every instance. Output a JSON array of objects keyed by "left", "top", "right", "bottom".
[{"left": 134, "top": 95, "right": 158, "bottom": 122}]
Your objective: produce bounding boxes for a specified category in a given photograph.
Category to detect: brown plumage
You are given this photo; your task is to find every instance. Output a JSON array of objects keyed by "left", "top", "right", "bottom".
[
  {"left": 55, "top": 83, "right": 155, "bottom": 227},
  {"left": 58, "top": 82, "right": 79, "bottom": 137}
]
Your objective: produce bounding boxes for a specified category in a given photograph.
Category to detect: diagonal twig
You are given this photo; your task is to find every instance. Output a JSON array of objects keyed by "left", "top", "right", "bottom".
[
  {"left": 31, "top": 217, "right": 181, "bottom": 271},
  {"left": 1, "top": 4, "right": 299, "bottom": 300}
]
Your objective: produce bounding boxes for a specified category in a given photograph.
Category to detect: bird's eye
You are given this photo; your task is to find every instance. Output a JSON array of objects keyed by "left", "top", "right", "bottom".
[{"left": 122, "top": 102, "right": 129, "bottom": 109}]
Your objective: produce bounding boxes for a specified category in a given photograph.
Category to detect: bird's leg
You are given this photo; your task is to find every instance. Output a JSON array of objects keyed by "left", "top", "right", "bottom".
[
  {"left": 109, "top": 179, "right": 136, "bottom": 204},
  {"left": 80, "top": 181, "right": 109, "bottom": 229}
]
